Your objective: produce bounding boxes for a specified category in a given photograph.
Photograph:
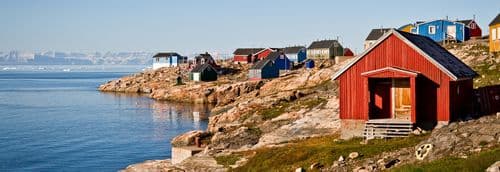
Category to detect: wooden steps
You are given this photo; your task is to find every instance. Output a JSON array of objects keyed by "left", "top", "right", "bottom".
[{"left": 363, "top": 119, "right": 413, "bottom": 139}]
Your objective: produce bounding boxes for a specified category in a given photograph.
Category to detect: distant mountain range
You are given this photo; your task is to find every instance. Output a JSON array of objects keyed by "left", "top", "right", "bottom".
[{"left": 0, "top": 51, "right": 155, "bottom": 65}]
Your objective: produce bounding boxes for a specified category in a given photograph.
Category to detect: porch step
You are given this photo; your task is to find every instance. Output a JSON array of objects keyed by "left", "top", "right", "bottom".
[{"left": 363, "top": 120, "right": 413, "bottom": 139}]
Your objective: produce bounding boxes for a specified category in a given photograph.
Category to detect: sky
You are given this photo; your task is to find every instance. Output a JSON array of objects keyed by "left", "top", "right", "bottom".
[{"left": 0, "top": 0, "right": 499, "bottom": 55}]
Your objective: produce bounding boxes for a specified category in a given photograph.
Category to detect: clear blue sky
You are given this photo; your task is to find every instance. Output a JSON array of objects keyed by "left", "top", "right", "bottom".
[{"left": 1, "top": 0, "right": 499, "bottom": 54}]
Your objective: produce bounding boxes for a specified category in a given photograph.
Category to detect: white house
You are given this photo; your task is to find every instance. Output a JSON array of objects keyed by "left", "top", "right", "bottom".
[{"left": 152, "top": 52, "right": 187, "bottom": 70}]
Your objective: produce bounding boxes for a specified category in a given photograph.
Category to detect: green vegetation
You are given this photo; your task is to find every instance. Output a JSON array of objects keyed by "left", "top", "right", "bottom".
[
  {"left": 215, "top": 154, "right": 242, "bottom": 167},
  {"left": 259, "top": 102, "right": 288, "bottom": 120},
  {"left": 233, "top": 134, "right": 429, "bottom": 172},
  {"left": 246, "top": 127, "right": 262, "bottom": 137},
  {"left": 258, "top": 97, "right": 328, "bottom": 121},
  {"left": 473, "top": 61, "right": 500, "bottom": 88},
  {"left": 391, "top": 147, "right": 500, "bottom": 172}
]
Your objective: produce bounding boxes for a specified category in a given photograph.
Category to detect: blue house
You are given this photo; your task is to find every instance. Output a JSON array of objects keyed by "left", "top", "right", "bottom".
[
  {"left": 411, "top": 19, "right": 469, "bottom": 43},
  {"left": 152, "top": 52, "right": 188, "bottom": 70},
  {"left": 283, "top": 46, "right": 306, "bottom": 64},
  {"left": 248, "top": 52, "right": 291, "bottom": 80}
]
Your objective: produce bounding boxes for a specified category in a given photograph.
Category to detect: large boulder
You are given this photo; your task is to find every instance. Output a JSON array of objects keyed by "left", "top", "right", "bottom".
[{"left": 171, "top": 130, "right": 210, "bottom": 147}]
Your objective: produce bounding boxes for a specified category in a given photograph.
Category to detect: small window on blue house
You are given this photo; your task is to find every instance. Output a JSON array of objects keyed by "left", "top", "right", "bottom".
[{"left": 429, "top": 26, "right": 436, "bottom": 34}]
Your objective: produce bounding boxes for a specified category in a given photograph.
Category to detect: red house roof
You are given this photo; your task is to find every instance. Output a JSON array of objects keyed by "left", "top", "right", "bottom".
[{"left": 333, "top": 29, "right": 477, "bottom": 81}]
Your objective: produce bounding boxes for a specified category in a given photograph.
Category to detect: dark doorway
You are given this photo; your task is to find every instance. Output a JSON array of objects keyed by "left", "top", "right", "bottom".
[
  {"left": 369, "top": 78, "right": 392, "bottom": 119},
  {"left": 416, "top": 76, "right": 438, "bottom": 130}
]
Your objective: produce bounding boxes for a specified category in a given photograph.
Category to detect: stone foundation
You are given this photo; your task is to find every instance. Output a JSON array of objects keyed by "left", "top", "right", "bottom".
[
  {"left": 340, "top": 119, "right": 366, "bottom": 139},
  {"left": 171, "top": 146, "right": 204, "bottom": 164}
]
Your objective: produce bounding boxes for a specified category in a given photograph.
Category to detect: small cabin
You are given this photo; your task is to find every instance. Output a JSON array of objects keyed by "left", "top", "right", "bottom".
[
  {"left": 332, "top": 29, "right": 477, "bottom": 138},
  {"left": 307, "top": 40, "right": 343, "bottom": 60},
  {"left": 283, "top": 46, "right": 307, "bottom": 64},
  {"left": 189, "top": 64, "right": 218, "bottom": 82},
  {"left": 364, "top": 28, "right": 391, "bottom": 50},
  {"left": 233, "top": 48, "right": 275, "bottom": 64},
  {"left": 399, "top": 23, "right": 414, "bottom": 33},
  {"left": 489, "top": 13, "right": 500, "bottom": 53},
  {"left": 152, "top": 52, "right": 188, "bottom": 70},
  {"left": 412, "top": 19, "right": 469, "bottom": 43},
  {"left": 457, "top": 19, "right": 482, "bottom": 39},
  {"left": 248, "top": 52, "right": 286, "bottom": 80},
  {"left": 343, "top": 48, "right": 354, "bottom": 56},
  {"left": 194, "top": 52, "right": 218, "bottom": 67},
  {"left": 304, "top": 59, "right": 315, "bottom": 69}
]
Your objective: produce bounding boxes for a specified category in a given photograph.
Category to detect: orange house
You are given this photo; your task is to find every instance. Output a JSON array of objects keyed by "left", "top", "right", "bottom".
[{"left": 490, "top": 14, "right": 500, "bottom": 52}]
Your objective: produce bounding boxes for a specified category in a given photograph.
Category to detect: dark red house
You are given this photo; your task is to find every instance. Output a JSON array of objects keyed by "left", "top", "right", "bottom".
[
  {"left": 233, "top": 48, "right": 275, "bottom": 64},
  {"left": 457, "top": 19, "right": 482, "bottom": 38},
  {"left": 332, "top": 29, "right": 477, "bottom": 138},
  {"left": 343, "top": 48, "right": 354, "bottom": 56}
]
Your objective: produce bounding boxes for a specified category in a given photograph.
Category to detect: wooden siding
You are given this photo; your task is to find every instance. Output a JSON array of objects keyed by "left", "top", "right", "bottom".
[
  {"left": 415, "top": 20, "right": 468, "bottom": 42},
  {"left": 338, "top": 34, "right": 457, "bottom": 122},
  {"left": 468, "top": 21, "right": 482, "bottom": 38},
  {"left": 233, "top": 55, "right": 250, "bottom": 63},
  {"left": 489, "top": 24, "right": 500, "bottom": 52}
]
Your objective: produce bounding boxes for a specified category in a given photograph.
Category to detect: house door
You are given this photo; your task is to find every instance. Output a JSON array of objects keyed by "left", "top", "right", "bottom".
[
  {"left": 447, "top": 25, "right": 457, "bottom": 40},
  {"left": 393, "top": 79, "right": 411, "bottom": 120},
  {"left": 193, "top": 73, "right": 201, "bottom": 81},
  {"left": 369, "top": 79, "right": 392, "bottom": 119}
]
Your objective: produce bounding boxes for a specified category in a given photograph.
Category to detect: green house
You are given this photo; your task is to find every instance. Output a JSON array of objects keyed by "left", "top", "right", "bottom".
[{"left": 189, "top": 64, "right": 218, "bottom": 82}]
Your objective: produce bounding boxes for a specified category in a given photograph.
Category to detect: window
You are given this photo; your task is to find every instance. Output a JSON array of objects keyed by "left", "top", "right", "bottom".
[
  {"left": 428, "top": 25, "right": 436, "bottom": 34},
  {"left": 493, "top": 28, "right": 497, "bottom": 40},
  {"left": 498, "top": 27, "right": 500, "bottom": 40}
]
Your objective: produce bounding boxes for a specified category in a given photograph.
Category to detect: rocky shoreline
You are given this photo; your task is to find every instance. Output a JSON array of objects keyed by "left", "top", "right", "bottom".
[{"left": 100, "top": 41, "right": 500, "bottom": 171}]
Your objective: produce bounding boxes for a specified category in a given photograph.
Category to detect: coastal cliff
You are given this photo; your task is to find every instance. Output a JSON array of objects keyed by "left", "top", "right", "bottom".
[{"left": 103, "top": 39, "right": 500, "bottom": 172}]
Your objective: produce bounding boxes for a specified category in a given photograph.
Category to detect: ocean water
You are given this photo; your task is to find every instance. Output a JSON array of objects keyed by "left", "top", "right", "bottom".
[{"left": 0, "top": 65, "right": 212, "bottom": 171}]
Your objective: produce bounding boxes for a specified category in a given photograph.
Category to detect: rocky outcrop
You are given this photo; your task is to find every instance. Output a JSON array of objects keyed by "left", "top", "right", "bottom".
[
  {"left": 326, "top": 115, "right": 500, "bottom": 171},
  {"left": 122, "top": 154, "right": 226, "bottom": 172},
  {"left": 254, "top": 97, "right": 340, "bottom": 147},
  {"left": 486, "top": 161, "right": 500, "bottom": 172},
  {"left": 171, "top": 130, "right": 211, "bottom": 147},
  {"left": 150, "top": 80, "right": 265, "bottom": 105},
  {"left": 99, "top": 66, "right": 187, "bottom": 93}
]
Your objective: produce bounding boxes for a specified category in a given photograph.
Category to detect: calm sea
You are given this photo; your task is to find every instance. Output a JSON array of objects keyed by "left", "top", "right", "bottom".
[{"left": 0, "top": 65, "right": 211, "bottom": 171}]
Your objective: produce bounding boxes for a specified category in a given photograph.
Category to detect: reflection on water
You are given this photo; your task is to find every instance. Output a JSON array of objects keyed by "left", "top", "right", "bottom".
[
  {"left": 0, "top": 69, "right": 213, "bottom": 171},
  {"left": 101, "top": 92, "right": 214, "bottom": 141}
]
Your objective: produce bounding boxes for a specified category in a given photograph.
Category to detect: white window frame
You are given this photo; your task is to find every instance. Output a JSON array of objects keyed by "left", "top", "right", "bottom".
[
  {"left": 493, "top": 28, "right": 497, "bottom": 40},
  {"left": 428, "top": 25, "right": 436, "bottom": 34}
]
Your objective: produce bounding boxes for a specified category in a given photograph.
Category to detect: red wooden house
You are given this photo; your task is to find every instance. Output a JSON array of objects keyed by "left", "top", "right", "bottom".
[
  {"left": 457, "top": 19, "right": 482, "bottom": 38},
  {"left": 233, "top": 48, "right": 275, "bottom": 64},
  {"left": 332, "top": 29, "right": 477, "bottom": 138},
  {"left": 343, "top": 48, "right": 354, "bottom": 56}
]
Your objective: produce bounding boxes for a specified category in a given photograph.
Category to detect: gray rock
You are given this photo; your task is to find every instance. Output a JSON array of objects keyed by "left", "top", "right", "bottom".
[
  {"left": 295, "top": 167, "right": 305, "bottom": 172},
  {"left": 486, "top": 161, "right": 500, "bottom": 172},
  {"left": 415, "top": 144, "right": 433, "bottom": 160},
  {"left": 338, "top": 155, "right": 345, "bottom": 162},
  {"left": 349, "top": 152, "right": 360, "bottom": 159},
  {"left": 310, "top": 162, "right": 323, "bottom": 170}
]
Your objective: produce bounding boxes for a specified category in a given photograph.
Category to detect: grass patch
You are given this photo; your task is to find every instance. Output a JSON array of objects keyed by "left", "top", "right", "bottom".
[
  {"left": 294, "top": 98, "right": 327, "bottom": 110},
  {"left": 259, "top": 102, "right": 289, "bottom": 120},
  {"left": 258, "top": 98, "right": 327, "bottom": 121},
  {"left": 215, "top": 154, "right": 242, "bottom": 167},
  {"left": 247, "top": 126, "right": 262, "bottom": 137},
  {"left": 473, "top": 61, "right": 500, "bottom": 88},
  {"left": 391, "top": 147, "right": 500, "bottom": 172},
  {"left": 234, "top": 134, "right": 429, "bottom": 172}
]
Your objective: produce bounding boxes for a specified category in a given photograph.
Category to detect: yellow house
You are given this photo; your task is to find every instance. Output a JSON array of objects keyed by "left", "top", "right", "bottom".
[
  {"left": 399, "top": 23, "right": 414, "bottom": 33},
  {"left": 489, "top": 14, "right": 500, "bottom": 52}
]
